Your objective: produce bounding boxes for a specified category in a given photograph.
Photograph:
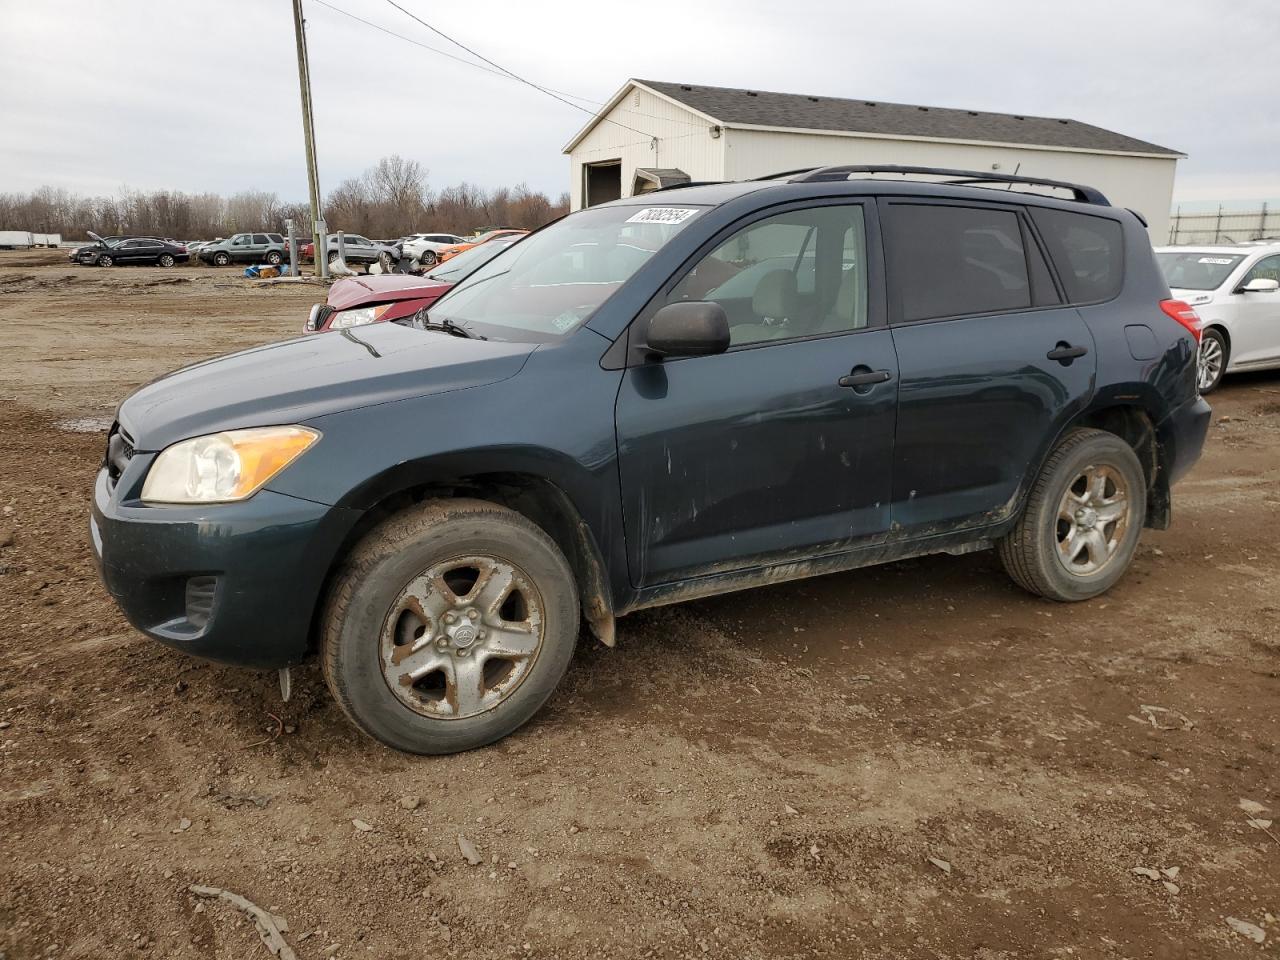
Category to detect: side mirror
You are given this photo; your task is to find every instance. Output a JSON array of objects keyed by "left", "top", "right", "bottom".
[
  {"left": 645, "top": 301, "right": 730, "bottom": 358},
  {"left": 1241, "top": 277, "right": 1280, "bottom": 293}
]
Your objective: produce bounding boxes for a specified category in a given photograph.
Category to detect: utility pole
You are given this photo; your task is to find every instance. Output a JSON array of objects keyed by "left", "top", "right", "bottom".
[{"left": 290, "top": 0, "right": 327, "bottom": 277}]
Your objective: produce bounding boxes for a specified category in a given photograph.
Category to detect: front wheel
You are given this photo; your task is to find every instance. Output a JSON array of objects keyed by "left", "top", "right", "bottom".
[
  {"left": 98, "top": 255, "right": 114, "bottom": 267},
  {"left": 213, "top": 252, "right": 230, "bottom": 267},
  {"left": 322, "top": 499, "right": 579, "bottom": 754},
  {"left": 1197, "top": 329, "right": 1227, "bottom": 394},
  {"left": 419, "top": 250, "right": 438, "bottom": 267},
  {"left": 997, "top": 428, "right": 1146, "bottom": 602}
]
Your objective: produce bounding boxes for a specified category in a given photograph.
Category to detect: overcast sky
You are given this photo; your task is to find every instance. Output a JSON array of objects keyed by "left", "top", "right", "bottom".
[{"left": 3, "top": 0, "right": 1277, "bottom": 210}]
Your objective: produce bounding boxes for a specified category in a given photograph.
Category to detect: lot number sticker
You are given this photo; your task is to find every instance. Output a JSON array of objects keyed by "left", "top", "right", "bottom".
[
  {"left": 1198, "top": 257, "right": 1235, "bottom": 264},
  {"left": 625, "top": 207, "right": 699, "bottom": 225}
]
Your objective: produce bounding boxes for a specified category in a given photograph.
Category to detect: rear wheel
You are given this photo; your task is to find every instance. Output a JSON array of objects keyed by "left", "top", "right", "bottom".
[
  {"left": 213, "top": 252, "right": 230, "bottom": 267},
  {"left": 265, "top": 250, "right": 282, "bottom": 265},
  {"left": 322, "top": 499, "right": 579, "bottom": 754},
  {"left": 998, "top": 428, "right": 1146, "bottom": 602},
  {"left": 1197, "top": 328, "right": 1227, "bottom": 394},
  {"left": 158, "top": 254, "right": 175, "bottom": 267},
  {"left": 328, "top": 250, "right": 340, "bottom": 264}
]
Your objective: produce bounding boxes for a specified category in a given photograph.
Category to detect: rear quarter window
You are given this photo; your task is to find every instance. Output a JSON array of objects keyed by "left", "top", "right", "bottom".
[{"left": 1031, "top": 208, "right": 1124, "bottom": 303}]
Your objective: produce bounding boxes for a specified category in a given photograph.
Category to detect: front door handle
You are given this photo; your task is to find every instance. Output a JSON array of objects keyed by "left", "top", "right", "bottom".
[
  {"left": 1047, "top": 343, "right": 1089, "bottom": 363},
  {"left": 838, "top": 369, "right": 892, "bottom": 388}
]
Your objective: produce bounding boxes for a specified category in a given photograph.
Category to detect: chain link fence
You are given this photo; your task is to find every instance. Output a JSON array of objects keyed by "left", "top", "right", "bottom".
[{"left": 1167, "top": 204, "right": 1278, "bottom": 245}]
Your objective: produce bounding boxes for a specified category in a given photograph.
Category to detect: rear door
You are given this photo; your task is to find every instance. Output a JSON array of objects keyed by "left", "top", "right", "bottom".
[
  {"left": 615, "top": 200, "right": 899, "bottom": 587},
  {"left": 881, "top": 199, "right": 1096, "bottom": 537}
]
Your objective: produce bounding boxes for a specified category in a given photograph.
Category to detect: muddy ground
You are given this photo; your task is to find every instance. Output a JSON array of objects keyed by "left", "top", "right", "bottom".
[{"left": 1, "top": 248, "right": 1278, "bottom": 959}]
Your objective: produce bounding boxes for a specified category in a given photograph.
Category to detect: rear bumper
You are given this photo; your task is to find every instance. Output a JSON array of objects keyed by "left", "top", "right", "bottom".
[
  {"left": 1161, "top": 394, "right": 1212, "bottom": 487},
  {"left": 91, "top": 465, "right": 360, "bottom": 669}
]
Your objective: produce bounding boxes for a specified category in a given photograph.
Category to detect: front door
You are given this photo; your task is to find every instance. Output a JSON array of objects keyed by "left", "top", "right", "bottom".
[
  {"left": 615, "top": 201, "right": 898, "bottom": 587},
  {"left": 1230, "top": 254, "right": 1280, "bottom": 366},
  {"left": 880, "top": 199, "right": 1097, "bottom": 536}
]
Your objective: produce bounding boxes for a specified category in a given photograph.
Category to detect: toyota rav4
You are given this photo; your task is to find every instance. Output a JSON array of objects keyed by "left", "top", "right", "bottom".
[{"left": 91, "top": 166, "right": 1211, "bottom": 755}]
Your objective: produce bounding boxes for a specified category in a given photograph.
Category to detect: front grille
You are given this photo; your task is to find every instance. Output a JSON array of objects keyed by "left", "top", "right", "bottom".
[{"left": 105, "top": 423, "right": 135, "bottom": 487}]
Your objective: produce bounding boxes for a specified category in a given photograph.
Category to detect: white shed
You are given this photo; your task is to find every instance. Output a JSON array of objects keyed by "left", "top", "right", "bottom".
[{"left": 564, "top": 80, "right": 1183, "bottom": 238}]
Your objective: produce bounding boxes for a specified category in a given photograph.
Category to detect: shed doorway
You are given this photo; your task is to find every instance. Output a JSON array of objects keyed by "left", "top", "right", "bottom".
[{"left": 584, "top": 160, "right": 622, "bottom": 207}]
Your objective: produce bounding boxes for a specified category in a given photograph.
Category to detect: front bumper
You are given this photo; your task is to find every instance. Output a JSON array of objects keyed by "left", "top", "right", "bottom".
[{"left": 90, "top": 460, "right": 360, "bottom": 669}]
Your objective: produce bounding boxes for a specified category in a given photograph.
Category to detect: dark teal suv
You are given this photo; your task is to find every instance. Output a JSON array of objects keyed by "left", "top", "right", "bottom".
[{"left": 91, "top": 166, "right": 1211, "bottom": 754}]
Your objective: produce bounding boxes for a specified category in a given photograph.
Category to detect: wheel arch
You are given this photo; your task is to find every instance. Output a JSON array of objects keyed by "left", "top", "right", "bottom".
[
  {"left": 312, "top": 467, "right": 616, "bottom": 651},
  {"left": 1035, "top": 401, "right": 1172, "bottom": 530}
]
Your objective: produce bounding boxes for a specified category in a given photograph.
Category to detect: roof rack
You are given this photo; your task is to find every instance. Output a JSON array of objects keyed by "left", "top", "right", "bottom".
[{"left": 781, "top": 164, "right": 1110, "bottom": 206}]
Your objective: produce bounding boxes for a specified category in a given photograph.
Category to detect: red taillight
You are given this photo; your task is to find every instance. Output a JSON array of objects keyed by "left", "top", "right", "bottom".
[{"left": 1160, "top": 299, "right": 1202, "bottom": 343}]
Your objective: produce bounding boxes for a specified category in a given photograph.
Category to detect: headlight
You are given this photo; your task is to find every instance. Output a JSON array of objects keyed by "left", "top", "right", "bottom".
[
  {"left": 141, "top": 425, "right": 320, "bottom": 504},
  {"left": 329, "top": 304, "right": 392, "bottom": 329}
]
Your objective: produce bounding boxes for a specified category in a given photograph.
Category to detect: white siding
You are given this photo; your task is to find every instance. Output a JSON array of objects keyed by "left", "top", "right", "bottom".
[
  {"left": 723, "top": 128, "right": 1177, "bottom": 239},
  {"left": 567, "top": 87, "right": 724, "bottom": 210}
]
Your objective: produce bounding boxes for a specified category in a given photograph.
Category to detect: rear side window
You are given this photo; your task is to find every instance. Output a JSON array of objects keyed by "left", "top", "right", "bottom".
[
  {"left": 884, "top": 204, "right": 1031, "bottom": 322},
  {"left": 252, "top": 234, "right": 269, "bottom": 244},
  {"left": 1031, "top": 208, "right": 1124, "bottom": 303}
]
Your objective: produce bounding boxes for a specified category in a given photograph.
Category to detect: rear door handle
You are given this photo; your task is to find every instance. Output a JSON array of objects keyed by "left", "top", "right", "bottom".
[
  {"left": 838, "top": 369, "right": 892, "bottom": 388},
  {"left": 1046, "top": 343, "right": 1089, "bottom": 362}
]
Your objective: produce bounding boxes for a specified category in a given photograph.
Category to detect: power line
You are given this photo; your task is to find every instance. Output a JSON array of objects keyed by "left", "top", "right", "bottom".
[
  {"left": 381, "top": 0, "right": 656, "bottom": 140},
  {"left": 308, "top": 0, "right": 599, "bottom": 104},
  {"left": 311, "top": 0, "right": 710, "bottom": 132}
]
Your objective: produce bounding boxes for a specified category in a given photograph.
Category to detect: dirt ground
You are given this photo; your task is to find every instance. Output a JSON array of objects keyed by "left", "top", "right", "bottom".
[{"left": 1, "top": 248, "right": 1278, "bottom": 959}]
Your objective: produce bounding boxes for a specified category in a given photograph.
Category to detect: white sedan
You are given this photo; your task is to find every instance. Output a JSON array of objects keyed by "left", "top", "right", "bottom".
[
  {"left": 400, "top": 232, "right": 466, "bottom": 267},
  {"left": 1155, "top": 243, "right": 1280, "bottom": 393}
]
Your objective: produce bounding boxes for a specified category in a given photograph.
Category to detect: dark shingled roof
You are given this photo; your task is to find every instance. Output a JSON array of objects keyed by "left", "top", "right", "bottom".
[{"left": 636, "top": 80, "right": 1181, "bottom": 157}]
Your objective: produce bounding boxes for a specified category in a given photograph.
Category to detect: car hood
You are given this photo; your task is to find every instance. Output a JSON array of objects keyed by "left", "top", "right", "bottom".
[
  {"left": 327, "top": 275, "right": 452, "bottom": 311},
  {"left": 118, "top": 321, "right": 537, "bottom": 451}
]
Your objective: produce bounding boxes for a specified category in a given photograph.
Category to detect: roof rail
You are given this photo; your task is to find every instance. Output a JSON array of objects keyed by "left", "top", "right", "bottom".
[{"left": 788, "top": 165, "right": 1110, "bottom": 206}]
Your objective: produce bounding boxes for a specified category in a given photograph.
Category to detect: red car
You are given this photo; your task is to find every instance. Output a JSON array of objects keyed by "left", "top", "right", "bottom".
[{"left": 304, "top": 236, "right": 520, "bottom": 333}]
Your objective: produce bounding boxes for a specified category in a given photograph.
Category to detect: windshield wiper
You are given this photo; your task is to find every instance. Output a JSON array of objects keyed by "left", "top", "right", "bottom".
[{"left": 417, "top": 315, "right": 485, "bottom": 340}]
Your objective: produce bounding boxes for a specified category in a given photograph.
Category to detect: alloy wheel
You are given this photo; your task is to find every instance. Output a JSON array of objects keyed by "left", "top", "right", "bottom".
[
  {"left": 1197, "top": 336, "right": 1224, "bottom": 392},
  {"left": 380, "top": 556, "right": 545, "bottom": 719},
  {"left": 1055, "top": 464, "right": 1130, "bottom": 576}
]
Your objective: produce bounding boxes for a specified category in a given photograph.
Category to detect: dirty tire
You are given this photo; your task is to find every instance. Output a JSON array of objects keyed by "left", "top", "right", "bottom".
[
  {"left": 98, "top": 255, "right": 114, "bottom": 267},
  {"left": 998, "top": 428, "right": 1146, "bottom": 602},
  {"left": 213, "top": 252, "right": 230, "bottom": 267},
  {"left": 265, "top": 250, "right": 283, "bottom": 265},
  {"left": 322, "top": 498, "right": 579, "bottom": 755},
  {"left": 158, "top": 254, "right": 175, "bottom": 267},
  {"left": 327, "top": 250, "right": 340, "bottom": 264},
  {"left": 419, "top": 250, "right": 437, "bottom": 266}
]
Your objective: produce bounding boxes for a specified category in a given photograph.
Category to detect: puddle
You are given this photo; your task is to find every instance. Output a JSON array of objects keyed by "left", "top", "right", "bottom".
[{"left": 56, "top": 416, "right": 113, "bottom": 433}]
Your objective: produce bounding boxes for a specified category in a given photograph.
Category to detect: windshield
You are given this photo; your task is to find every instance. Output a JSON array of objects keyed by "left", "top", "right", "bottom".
[
  {"left": 428, "top": 204, "right": 704, "bottom": 340},
  {"left": 1156, "top": 252, "right": 1245, "bottom": 291},
  {"left": 424, "top": 239, "right": 518, "bottom": 283}
]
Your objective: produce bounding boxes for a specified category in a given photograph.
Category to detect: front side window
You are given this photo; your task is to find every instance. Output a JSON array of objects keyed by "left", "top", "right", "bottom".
[
  {"left": 1031, "top": 208, "right": 1124, "bottom": 303},
  {"left": 429, "top": 204, "right": 703, "bottom": 341},
  {"left": 1242, "top": 255, "right": 1280, "bottom": 286},
  {"left": 885, "top": 204, "right": 1031, "bottom": 322},
  {"left": 232, "top": 235, "right": 250, "bottom": 246},
  {"left": 667, "top": 205, "right": 869, "bottom": 346}
]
